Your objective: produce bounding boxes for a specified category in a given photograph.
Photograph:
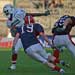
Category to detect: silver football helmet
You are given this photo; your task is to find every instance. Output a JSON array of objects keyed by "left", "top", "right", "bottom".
[{"left": 3, "top": 4, "right": 14, "bottom": 18}]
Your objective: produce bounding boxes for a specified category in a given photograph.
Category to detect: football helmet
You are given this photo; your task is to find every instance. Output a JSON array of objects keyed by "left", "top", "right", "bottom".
[
  {"left": 25, "top": 15, "right": 35, "bottom": 25},
  {"left": 3, "top": 4, "right": 14, "bottom": 18}
]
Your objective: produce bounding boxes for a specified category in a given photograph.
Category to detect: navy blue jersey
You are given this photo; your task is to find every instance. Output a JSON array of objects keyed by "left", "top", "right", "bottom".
[
  {"left": 54, "top": 15, "right": 70, "bottom": 27},
  {"left": 16, "top": 23, "right": 44, "bottom": 50},
  {"left": 52, "top": 15, "right": 75, "bottom": 35}
]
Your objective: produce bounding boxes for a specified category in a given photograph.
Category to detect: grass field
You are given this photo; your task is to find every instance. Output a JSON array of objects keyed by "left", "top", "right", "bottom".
[{"left": 0, "top": 48, "right": 75, "bottom": 75}]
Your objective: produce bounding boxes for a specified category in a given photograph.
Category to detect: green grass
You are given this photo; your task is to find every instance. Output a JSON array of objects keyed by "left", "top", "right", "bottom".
[{"left": 0, "top": 48, "right": 75, "bottom": 75}]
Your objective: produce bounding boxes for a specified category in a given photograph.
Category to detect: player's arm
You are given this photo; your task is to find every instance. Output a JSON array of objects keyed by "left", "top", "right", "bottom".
[
  {"left": 39, "top": 32, "right": 52, "bottom": 46},
  {"left": 26, "top": 10, "right": 50, "bottom": 17},
  {"left": 64, "top": 18, "right": 73, "bottom": 33},
  {"left": 64, "top": 16, "right": 75, "bottom": 27},
  {"left": 10, "top": 11, "right": 25, "bottom": 27},
  {"left": 35, "top": 23, "right": 52, "bottom": 47},
  {"left": 64, "top": 18, "right": 72, "bottom": 26},
  {"left": 70, "top": 16, "right": 75, "bottom": 26}
]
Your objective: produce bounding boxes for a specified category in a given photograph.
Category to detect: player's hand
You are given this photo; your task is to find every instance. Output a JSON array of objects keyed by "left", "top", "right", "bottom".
[
  {"left": 10, "top": 27, "right": 17, "bottom": 37},
  {"left": 45, "top": 10, "right": 50, "bottom": 16}
]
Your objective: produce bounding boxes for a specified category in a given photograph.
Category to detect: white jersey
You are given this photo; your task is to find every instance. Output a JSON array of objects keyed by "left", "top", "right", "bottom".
[
  {"left": 7, "top": 8, "right": 26, "bottom": 28},
  {"left": 6, "top": 8, "right": 25, "bottom": 53}
]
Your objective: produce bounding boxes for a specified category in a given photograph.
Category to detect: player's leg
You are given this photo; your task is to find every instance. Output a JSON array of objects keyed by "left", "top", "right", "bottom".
[
  {"left": 52, "top": 35, "right": 60, "bottom": 59},
  {"left": 26, "top": 43, "right": 65, "bottom": 73},
  {"left": 9, "top": 39, "right": 23, "bottom": 70},
  {"left": 52, "top": 35, "right": 70, "bottom": 67},
  {"left": 27, "top": 52, "right": 64, "bottom": 73},
  {"left": 66, "top": 35, "right": 75, "bottom": 57},
  {"left": 52, "top": 35, "right": 66, "bottom": 59},
  {"left": 37, "top": 43, "right": 62, "bottom": 65}
]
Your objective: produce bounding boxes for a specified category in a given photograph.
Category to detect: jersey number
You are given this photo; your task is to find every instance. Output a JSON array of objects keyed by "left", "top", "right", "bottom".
[
  {"left": 22, "top": 24, "right": 33, "bottom": 34},
  {"left": 26, "top": 24, "right": 33, "bottom": 32}
]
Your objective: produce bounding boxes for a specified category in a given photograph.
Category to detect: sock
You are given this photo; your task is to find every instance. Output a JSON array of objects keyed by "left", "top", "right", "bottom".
[
  {"left": 11, "top": 54, "right": 17, "bottom": 64},
  {"left": 53, "top": 66, "right": 61, "bottom": 72},
  {"left": 53, "top": 58, "right": 60, "bottom": 64},
  {"left": 53, "top": 49, "right": 60, "bottom": 59}
]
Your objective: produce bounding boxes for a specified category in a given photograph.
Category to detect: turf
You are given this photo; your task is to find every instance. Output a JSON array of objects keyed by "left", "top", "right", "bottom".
[{"left": 0, "top": 48, "right": 75, "bottom": 75}]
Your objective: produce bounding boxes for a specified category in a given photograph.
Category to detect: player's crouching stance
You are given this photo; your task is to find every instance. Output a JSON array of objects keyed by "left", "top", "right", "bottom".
[
  {"left": 3, "top": 4, "right": 50, "bottom": 70},
  {"left": 52, "top": 15, "right": 75, "bottom": 59},
  {"left": 12, "top": 20, "right": 65, "bottom": 73},
  {"left": 3, "top": 4, "right": 25, "bottom": 70}
]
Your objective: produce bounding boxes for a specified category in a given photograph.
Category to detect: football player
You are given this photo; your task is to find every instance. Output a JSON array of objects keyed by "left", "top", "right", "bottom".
[
  {"left": 12, "top": 19, "right": 65, "bottom": 73},
  {"left": 3, "top": 4, "right": 50, "bottom": 70},
  {"left": 52, "top": 15, "right": 75, "bottom": 59}
]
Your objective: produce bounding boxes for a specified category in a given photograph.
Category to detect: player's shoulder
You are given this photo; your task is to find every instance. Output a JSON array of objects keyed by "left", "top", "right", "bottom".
[
  {"left": 60, "top": 15, "right": 70, "bottom": 18},
  {"left": 70, "top": 16, "right": 75, "bottom": 26},
  {"left": 59, "top": 15, "right": 70, "bottom": 21},
  {"left": 55, "top": 15, "right": 71, "bottom": 24},
  {"left": 16, "top": 8, "right": 25, "bottom": 13},
  {"left": 33, "top": 22, "right": 42, "bottom": 26},
  {"left": 70, "top": 16, "right": 75, "bottom": 21},
  {"left": 33, "top": 23, "right": 44, "bottom": 32},
  {"left": 14, "top": 8, "right": 25, "bottom": 16},
  {"left": 33, "top": 23, "right": 43, "bottom": 29}
]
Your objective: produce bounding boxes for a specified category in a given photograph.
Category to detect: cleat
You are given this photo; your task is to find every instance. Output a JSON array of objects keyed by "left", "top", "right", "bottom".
[
  {"left": 51, "top": 68, "right": 65, "bottom": 73},
  {"left": 65, "top": 63, "right": 70, "bottom": 68},
  {"left": 59, "top": 69, "right": 65, "bottom": 74},
  {"left": 60, "top": 60, "right": 65, "bottom": 66},
  {"left": 8, "top": 65, "right": 16, "bottom": 70},
  {"left": 60, "top": 60, "right": 70, "bottom": 68}
]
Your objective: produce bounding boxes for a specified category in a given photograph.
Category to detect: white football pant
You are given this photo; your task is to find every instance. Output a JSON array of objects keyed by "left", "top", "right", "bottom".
[
  {"left": 53, "top": 35, "right": 75, "bottom": 57},
  {"left": 26, "top": 43, "right": 51, "bottom": 64}
]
